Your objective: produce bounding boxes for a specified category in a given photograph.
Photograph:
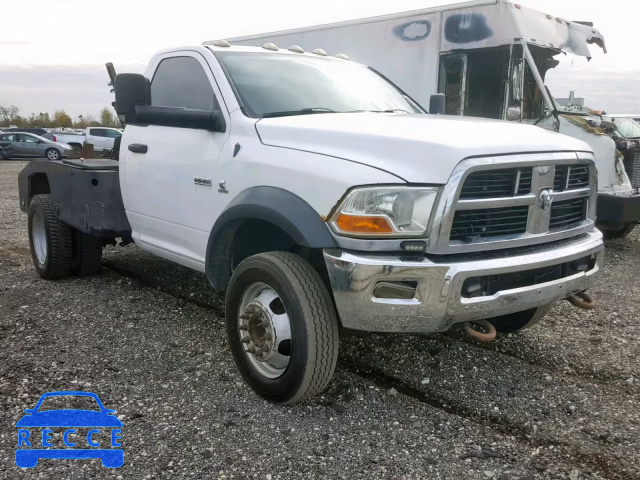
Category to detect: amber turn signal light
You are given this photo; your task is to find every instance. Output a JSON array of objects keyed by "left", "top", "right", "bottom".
[{"left": 335, "top": 214, "right": 393, "bottom": 234}]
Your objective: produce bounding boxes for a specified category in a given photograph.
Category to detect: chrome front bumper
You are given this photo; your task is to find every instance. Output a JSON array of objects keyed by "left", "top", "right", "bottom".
[{"left": 323, "top": 230, "right": 604, "bottom": 333}]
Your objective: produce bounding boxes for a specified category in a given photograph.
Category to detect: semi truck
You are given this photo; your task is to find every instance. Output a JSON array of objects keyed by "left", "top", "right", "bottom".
[
  {"left": 18, "top": 42, "right": 603, "bottom": 404},
  {"left": 228, "top": 0, "right": 640, "bottom": 239}
]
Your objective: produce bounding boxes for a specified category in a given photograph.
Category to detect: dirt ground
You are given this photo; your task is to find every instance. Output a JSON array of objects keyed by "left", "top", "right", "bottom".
[{"left": 0, "top": 160, "right": 638, "bottom": 479}]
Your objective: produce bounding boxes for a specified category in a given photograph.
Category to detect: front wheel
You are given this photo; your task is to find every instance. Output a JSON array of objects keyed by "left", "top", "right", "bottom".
[
  {"left": 226, "top": 252, "right": 339, "bottom": 404},
  {"left": 45, "top": 148, "right": 61, "bottom": 161},
  {"left": 487, "top": 305, "right": 552, "bottom": 333}
]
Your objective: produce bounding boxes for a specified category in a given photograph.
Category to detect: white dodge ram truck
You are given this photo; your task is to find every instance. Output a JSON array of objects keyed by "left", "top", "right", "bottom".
[{"left": 18, "top": 43, "right": 604, "bottom": 404}]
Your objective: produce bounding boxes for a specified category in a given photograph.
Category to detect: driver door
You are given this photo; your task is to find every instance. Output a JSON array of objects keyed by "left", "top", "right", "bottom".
[{"left": 122, "top": 52, "right": 231, "bottom": 269}]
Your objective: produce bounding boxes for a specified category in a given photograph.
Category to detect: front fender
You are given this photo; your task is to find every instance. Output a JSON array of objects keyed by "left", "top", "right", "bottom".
[{"left": 205, "top": 186, "right": 337, "bottom": 289}]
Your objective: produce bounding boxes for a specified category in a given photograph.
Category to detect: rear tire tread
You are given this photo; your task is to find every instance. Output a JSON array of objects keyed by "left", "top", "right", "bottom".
[
  {"left": 71, "top": 231, "right": 103, "bottom": 276},
  {"left": 29, "top": 194, "right": 72, "bottom": 279}
]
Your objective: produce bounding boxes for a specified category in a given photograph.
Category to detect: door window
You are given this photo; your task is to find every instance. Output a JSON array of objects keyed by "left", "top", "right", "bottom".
[
  {"left": 104, "top": 129, "right": 122, "bottom": 138},
  {"left": 89, "top": 129, "right": 107, "bottom": 137},
  {"left": 19, "top": 134, "right": 39, "bottom": 143},
  {"left": 0, "top": 134, "right": 16, "bottom": 141},
  {"left": 151, "top": 56, "right": 216, "bottom": 110}
]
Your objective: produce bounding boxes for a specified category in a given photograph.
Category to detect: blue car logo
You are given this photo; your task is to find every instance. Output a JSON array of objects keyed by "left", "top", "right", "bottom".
[{"left": 15, "top": 391, "right": 123, "bottom": 469}]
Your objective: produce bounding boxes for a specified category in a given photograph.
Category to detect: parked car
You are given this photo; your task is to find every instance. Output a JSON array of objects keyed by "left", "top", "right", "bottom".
[
  {"left": 2, "top": 127, "right": 54, "bottom": 141},
  {"left": 51, "top": 127, "right": 122, "bottom": 153},
  {"left": 0, "top": 132, "right": 72, "bottom": 160},
  {"left": 17, "top": 43, "right": 604, "bottom": 404}
]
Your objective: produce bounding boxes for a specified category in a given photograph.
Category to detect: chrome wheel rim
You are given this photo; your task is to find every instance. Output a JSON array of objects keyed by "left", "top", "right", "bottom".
[
  {"left": 238, "top": 282, "right": 292, "bottom": 379},
  {"left": 32, "top": 211, "right": 48, "bottom": 265},
  {"left": 47, "top": 149, "right": 59, "bottom": 160}
]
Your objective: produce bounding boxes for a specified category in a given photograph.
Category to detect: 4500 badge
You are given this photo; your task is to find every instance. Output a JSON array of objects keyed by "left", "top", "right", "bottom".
[{"left": 15, "top": 391, "right": 123, "bottom": 469}]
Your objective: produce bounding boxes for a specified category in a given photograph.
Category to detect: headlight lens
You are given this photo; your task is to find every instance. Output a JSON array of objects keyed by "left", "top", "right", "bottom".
[{"left": 330, "top": 187, "right": 439, "bottom": 237}]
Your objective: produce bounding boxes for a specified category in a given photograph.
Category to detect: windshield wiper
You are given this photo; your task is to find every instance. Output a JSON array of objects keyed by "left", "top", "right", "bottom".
[
  {"left": 355, "top": 109, "right": 410, "bottom": 114},
  {"left": 262, "top": 107, "right": 337, "bottom": 118}
]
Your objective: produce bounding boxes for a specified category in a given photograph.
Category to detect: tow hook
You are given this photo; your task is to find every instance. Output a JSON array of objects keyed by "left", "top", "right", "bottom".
[
  {"left": 464, "top": 320, "right": 497, "bottom": 342},
  {"left": 566, "top": 291, "right": 597, "bottom": 310}
]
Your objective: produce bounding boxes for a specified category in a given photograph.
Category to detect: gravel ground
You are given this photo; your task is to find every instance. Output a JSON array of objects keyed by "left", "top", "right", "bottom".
[{"left": 0, "top": 160, "right": 638, "bottom": 480}]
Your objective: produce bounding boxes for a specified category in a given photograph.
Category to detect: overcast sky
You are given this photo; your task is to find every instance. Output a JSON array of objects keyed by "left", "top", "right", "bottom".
[{"left": 1, "top": 0, "right": 638, "bottom": 118}]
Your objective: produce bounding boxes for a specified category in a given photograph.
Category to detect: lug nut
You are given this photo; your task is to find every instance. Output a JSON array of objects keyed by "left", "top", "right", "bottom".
[
  {"left": 241, "top": 337, "right": 250, "bottom": 344},
  {"left": 262, "top": 333, "right": 272, "bottom": 341},
  {"left": 246, "top": 305, "right": 257, "bottom": 314},
  {"left": 247, "top": 346, "right": 256, "bottom": 353},
  {"left": 259, "top": 320, "right": 270, "bottom": 328},
  {"left": 240, "top": 314, "right": 251, "bottom": 321}
]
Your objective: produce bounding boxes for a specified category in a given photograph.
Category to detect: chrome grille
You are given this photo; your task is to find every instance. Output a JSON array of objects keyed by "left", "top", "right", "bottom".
[
  {"left": 550, "top": 198, "right": 587, "bottom": 231},
  {"left": 460, "top": 168, "right": 532, "bottom": 199},
  {"left": 429, "top": 154, "right": 597, "bottom": 254},
  {"left": 450, "top": 206, "right": 529, "bottom": 242},
  {"left": 554, "top": 165, "right": 590, "bottom": 191},
  {"left": 632, "top": 145, "right": 640, "bottom": 189}
]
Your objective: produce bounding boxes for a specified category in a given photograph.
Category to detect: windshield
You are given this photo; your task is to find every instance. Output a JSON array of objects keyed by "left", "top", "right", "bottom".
[
  {"left": 613, "top": 117, "right": 640, "bottom": 139},
  {"left": 216, "top": 52, "right": 423, "bottom": 118}
]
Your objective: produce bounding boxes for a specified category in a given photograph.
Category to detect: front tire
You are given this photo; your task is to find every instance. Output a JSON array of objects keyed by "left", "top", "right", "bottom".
[
  {"left": 71, "top": 230, "right": 103, "bottom": 276},
  {"left": 28, "top": 194, "right": 72, "bottom": 279},
  {"left": 488, "top": 305, "right": 552, "bottom": 333},
  {"left": 226, "top": 252, "right": 339, "bottom": 404},
  {"left": 45, "top": 148, "right": 60, "bottom": 161}
]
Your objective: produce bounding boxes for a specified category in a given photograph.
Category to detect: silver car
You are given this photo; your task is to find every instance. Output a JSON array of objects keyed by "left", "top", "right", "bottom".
[{"left": 0, "top": 132, "right": 73, "bottom": 161}]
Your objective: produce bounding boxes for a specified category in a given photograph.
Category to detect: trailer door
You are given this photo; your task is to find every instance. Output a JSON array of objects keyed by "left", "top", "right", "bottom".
[{"left": 438, "top": 54, "right": 467, "bottom": 115}]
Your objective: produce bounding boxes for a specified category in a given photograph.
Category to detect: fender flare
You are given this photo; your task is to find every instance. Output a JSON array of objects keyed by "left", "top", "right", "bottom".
[{"left": 205, "top": 186, "right": 337, "bottom": 289}]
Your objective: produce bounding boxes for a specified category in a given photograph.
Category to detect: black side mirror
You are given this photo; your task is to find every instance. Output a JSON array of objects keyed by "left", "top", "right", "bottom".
[
  {"left": 115, "top": 73, "right": 150, "bottom": 124},
  {"left": 429, "top": 94, "right": 446, "bottom": 115},
  {"left": 135, "top": 106, "right": 226, "bottom": 132}
]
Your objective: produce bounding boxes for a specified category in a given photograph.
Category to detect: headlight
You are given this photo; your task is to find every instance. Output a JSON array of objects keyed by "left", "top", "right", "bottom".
[{"left": 329, "top": 186, "right": 439, "bottom": 237}]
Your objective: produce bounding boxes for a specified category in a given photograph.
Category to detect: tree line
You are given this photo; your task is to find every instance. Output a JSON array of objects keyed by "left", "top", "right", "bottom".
[{"left": 0, "top": 105, "right": 120, "bottom": 129}]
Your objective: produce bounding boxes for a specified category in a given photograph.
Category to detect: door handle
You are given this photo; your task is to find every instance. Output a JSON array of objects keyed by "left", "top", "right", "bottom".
[{"left": 128, "top": 143, "right": 148, "bottom": 154}]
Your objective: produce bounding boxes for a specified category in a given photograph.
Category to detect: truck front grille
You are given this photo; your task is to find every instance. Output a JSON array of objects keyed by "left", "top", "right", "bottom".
[
  {"left": 632, "top": 145, "right": 640, "bottom": 189},
  {"left": 460, "top": 168, "right": 532, "bottom": 199},
  {"left": 450, "top": 206, "right": 529, "bottom": 242},
  {"left": 554, "top": 165, "right": 590, "bottom": 191},
  {"left": 550, "top": 198, "right": 587, "bottom": 231},
  {"left": 433, "top": 159, "right": 596, "bottom": 252}
]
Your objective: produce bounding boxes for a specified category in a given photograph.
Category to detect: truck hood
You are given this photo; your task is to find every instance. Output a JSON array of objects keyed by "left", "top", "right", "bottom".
[{"left": 256, "top": 113, "right": 592, "bottom": 184}]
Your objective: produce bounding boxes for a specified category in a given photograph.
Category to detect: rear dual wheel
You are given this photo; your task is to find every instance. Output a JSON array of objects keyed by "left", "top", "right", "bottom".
[
  {"left": 226, "top": 252, "right": 339, "bottom": 404},
  {"left": 28, "top": 194, "right": 103, "bottom": 279}
]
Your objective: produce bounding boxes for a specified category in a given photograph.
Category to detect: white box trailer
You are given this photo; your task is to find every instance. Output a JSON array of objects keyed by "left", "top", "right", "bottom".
[{"left": 224, "top": 0, "right": 640, "bottom": 238}]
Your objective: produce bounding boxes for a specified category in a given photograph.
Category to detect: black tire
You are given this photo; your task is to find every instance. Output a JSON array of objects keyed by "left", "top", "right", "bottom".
[
  {"left": 488, "top": 305, "right": 552, "bottom": 333},
  {"left": 0, "top": 149, "right": 6, "bottom": 160},
  {"left": 71, "top": 230, "right": 103, "bottom": 276},
  {"left": 45, "top": 148, "right": 60, "bottom": 161},
  {"left": 226, "top": 252, "right": 339, "bottom": 404},
  {"left": 603, "top": 224, "right": 636, "bottom": 240},
  {"left": 28, "top": 194, "right": 72, "bottom": 280}
]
